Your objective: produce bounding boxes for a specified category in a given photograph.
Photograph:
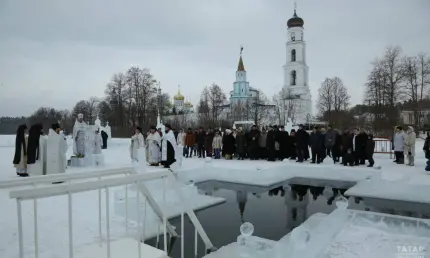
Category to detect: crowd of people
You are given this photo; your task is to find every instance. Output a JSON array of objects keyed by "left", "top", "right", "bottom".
[
  {"left": 138, "top": 123, "right": 430, "bottom": 169},
  {"left": 13, "top": 122, "right": 430, "bottom": 178},
  {"left": 172, "top": 124, "right": 378, "bottom": 167}
]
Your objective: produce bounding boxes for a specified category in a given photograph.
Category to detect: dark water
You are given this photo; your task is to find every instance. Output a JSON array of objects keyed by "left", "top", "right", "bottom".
[{"left": 146, "top": 181, "right": 367, "bottom": 258}]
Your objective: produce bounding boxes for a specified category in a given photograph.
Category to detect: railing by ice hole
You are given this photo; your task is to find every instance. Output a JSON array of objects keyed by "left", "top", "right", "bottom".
[
  {"left": 7, "top": 168, "right": 215, "bottom": 258},
  {"left": 0, "top": 167, "right": 178, "bottom": 238}
]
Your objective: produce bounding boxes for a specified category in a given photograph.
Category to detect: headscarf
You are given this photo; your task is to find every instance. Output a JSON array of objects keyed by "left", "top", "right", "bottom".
[
  {"left": 27, "top": 124, "right": 43, "bottom": 164},
  {"left": 13, "top": 124, "right": 28, "bottom": 165}
]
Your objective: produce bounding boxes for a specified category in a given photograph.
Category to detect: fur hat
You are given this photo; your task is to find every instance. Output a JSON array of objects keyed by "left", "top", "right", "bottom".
[{"left": 165, "top": 124, "right": 172, "bottom": 129}]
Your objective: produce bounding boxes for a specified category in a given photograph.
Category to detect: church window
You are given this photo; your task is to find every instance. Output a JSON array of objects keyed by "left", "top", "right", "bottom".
[
  {"left": 291, "top": 49, "right": 296, "bottom": 62},
  {"left": 291, "top": 32, "right": 295, "bottom": 41},
  {"left": 291, "top": 70, "right": 296, "bottom": 86}
]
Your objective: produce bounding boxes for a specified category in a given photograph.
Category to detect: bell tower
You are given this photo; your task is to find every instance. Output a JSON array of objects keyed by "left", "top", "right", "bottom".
[{"left": 282, "top": 4, "right": 312, "bottom": 124}]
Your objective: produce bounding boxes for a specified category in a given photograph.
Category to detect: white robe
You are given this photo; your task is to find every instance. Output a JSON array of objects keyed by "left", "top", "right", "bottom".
[
  {"left": 147, "top": 132, "right": 161, "bottom": 164},
  {"left": 46, "top": 129, "right": 68, "bottom": 175},
  {"left": 93, "top": 133, "right": 103, "bottom": 155},
  {"left": 27, "top": 136, "right": 47, "bottom": 176},
  {"left": 161, "top": 130, "right": 177, "bottom": 162},
  {"left": 72, "top": 120, "right": 88, "bottom": 156},
  {"left": 130, "top": 133, "right": 145, "bottom": 161}
]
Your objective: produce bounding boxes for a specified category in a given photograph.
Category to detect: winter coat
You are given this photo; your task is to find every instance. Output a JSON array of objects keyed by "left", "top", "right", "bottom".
[
  {"left": 295, "top": 129, "right": 308, "bottom": 148},
  {"left": 341, "top": 133, "right": 353, "bottom": 153},
  {"left": 424, "top": 135, "right": 430, "bottom": 159},
  {"left": 354, "top": 132, "right": 367, "bottom": 155},
  {"left": 212, "top": 135, "right": 222, "bottom": 149},
  {"left": 259, "top": 132, "right": 267, "bottom": 148},
  {"left": 222, "top": 134, "right": 235, "bottom": 155},
  {"left": 14, "top": 136, "right": 28, "bottom": 170},
  {"left": 196, "top": 131, "right": 205, "bottom": 145},
  {"left": 309, "top": 131, "right": 324, "bottom": 151},
  {"left": 247, "top": 130, "right": 260, "bottom": 148},
  {"left": 366, "top": 134, "right": 375, "bottom": 158},
  {"left": 205, "top": 133, "right": 214, "bottom": 153},
  {"left": 325, "top": 129, "right": 337, "bottom": 148},
  {"left": 235, "top": 132, "right": 247, "bottom": 155},
  {"left": 404, "top": 127, "right": 416, "bottom": 156},
  {"left": 393, "top": 131, "right": 406, "bottom": 152},
  {"left": 184, "top": 132, "right": 195, "bottom": 147}
]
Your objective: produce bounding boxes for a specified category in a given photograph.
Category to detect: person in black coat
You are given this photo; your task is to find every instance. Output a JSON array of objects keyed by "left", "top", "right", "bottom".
[
  {"left": 295, "top": 125, "right": 308, "bottom": 162},
  {"left": 101, "top": 130, "right": 108, "bottom": 149},
  {"left": 266, "top": 126, "right": 277, "bottom": 161},
  {"left": 332, "top": 131, "right": 342, "bottom": 163},
  {"left": 289, "top": 129, "right": 297, "bottom": 159},
  {"left": 309, "top": 126, "right": 324, "bottom": 164},
  {"left": 354, "top": 128, "right": 368, "bottom": 165},
  {"left": 366, "top": 133, "right": 375, "bottom": 167},
  {"left": 222, "top": 129, "right": 235, "bottom": 159},
  {"left": 235, "top": 128, "right": 247, "bottom": 160},
  {"left": 247, "top": 125, "right": 260, "bottom": 160},
  {"left": 196, "top": 127, "right": 205, "bottom": 158},
  {"left": 341, "top": 129, "right": 354, "bottom": 166},
  {"left": 278, "top": 126, "right": 290, "bottom": 160}
]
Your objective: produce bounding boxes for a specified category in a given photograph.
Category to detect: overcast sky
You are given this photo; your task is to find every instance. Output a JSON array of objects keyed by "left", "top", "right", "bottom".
[{"left": 0, "top": 0, "right": 429, "bottom": 117}]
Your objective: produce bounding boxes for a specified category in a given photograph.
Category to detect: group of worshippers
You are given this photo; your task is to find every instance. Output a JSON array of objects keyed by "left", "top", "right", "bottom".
[
  {"left": 129, "top": 123, "right": 177, "bottom": 168},
  {"left": 175, "top": 124, "right": 377, "bottom": 167},
  {"left": 13, "top": 113, "right": 108, "bottom": 177},
  {"left": 13, "top": 123, "right": 68, "bottom": 177}
]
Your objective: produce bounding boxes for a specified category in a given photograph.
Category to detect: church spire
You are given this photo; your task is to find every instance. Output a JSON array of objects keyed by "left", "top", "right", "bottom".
[{"left": 237, "top": 46, "right": 245, "bottom": 71}]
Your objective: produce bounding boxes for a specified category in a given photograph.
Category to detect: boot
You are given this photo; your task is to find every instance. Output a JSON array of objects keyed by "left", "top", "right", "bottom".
[{"left": 410, "top": 156, "right": 414, "bottom": 166}]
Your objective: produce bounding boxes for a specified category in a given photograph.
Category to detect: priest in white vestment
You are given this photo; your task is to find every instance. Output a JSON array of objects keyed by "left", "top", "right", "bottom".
[
  {"left": 72, "top": 113, "right": 87, "bottom": 157},
  {"left": 93, "top": 129, "right": 104, "bottom": 166},
  {"left": 27, "top": 124, "right": 47, "bottom": 176},
  {"left": 46, "top": 123, "right": 68, "bottom": 175},
  {"left": 146, "top": 126, "right": 161, "bottom": 166},
  {"left": 161, "top": 124, "right": 177, "bottom": 168},
  {"left": 130, "top": 126, "right": 145, "bottom": 163}
]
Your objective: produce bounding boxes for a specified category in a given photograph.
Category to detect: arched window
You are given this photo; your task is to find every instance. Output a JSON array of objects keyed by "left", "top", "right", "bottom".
[
  {"left": 291, "top": 70, "right": 296, "bottom": 86},
  {"left": 291, "top": 49, "right": 296, "bottom": 62}
]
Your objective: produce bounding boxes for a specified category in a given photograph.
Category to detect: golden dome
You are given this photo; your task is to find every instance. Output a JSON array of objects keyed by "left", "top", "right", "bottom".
[
  {"left": 184, "top": 100, "right": 193, "bottom": 108},
  {"left": 173, "top": 86, "right": 184, "bottom": 101}
]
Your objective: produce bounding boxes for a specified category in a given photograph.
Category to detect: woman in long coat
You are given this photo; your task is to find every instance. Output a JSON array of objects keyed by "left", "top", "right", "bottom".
[
  {"left": 404, "top": 126, "right": 416, "bottom": 166},
  {"left": 13, "top": 124, "right": 28, "bottom": 177},
  {"left": 222, "top": 129, "right": 235, "bottom": 159}
]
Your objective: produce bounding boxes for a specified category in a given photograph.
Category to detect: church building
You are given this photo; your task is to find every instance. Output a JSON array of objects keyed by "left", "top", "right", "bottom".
[
  {"left": 230, "top": 51, "right": 259, "bottom": 103},
  {"left": 172, "top": 86, "right": 194, "bottom": 114},
  {"left": 282, "top": 7, "right": 312, "bottom": 125}
]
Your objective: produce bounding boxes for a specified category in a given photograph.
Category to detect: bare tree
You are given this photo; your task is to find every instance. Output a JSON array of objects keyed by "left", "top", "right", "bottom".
[
  {"left": 401, "top": 53, "right": 430, "bottom": 128},
  {"left": 316, "top": 77, "right": 350, "bottom": 122}
]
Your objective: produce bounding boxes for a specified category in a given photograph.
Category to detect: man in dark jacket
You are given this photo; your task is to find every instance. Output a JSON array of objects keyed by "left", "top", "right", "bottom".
[
  {"left": 366, "top": 133, "right": 375, "bottom": 167},
  {"left": 309, "top": 126, "right": 324, "bottom": 164},
  {"left": 247, "top": 125, "right": 260, "bottom": 160},
  {"left": 196, "top": 127, "right": 205, "bottom": 158},
  {"left": 325, "top": 125, "right": 337, "bottom": 158},
  {"left": 354, "top": 128, "right": 368, "bottom": 165},
  {"left": 295, "top": 125, "right": 308, "bottom": 162},
  {"left": 101, "top": 130, "right": 108, "bottom": 149},
  {"left": 278, "top": 126, "right": 290, "bottom": 160},
  {"left": 341, "top": 129, "right": 354, "bottom": 166},
  {"left": 266, "top": 125, "right": 277, "bottom": 161}
]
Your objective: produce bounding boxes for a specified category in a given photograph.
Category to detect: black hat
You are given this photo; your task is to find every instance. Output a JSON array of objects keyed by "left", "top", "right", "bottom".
[
  {"left": 136, "top": 126, "right": 142, "bottom": 133},
  {"left": 51, "top": 123, "right": 60, "bottom": 130},
  {"left": 150, "top": 125, "right": 156, "bottom": 130},
  {"left": 299, "top": 124, "right": 304, "bottom": 127},
  {"left": 165, "top": 124, "right": 172, "bottom": 129},
  {"left": 314, "top": 126, "right": 319, "bottom": 129},
  {"left": 280, "top": 125, "right": 285, "bottom": 129}
]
